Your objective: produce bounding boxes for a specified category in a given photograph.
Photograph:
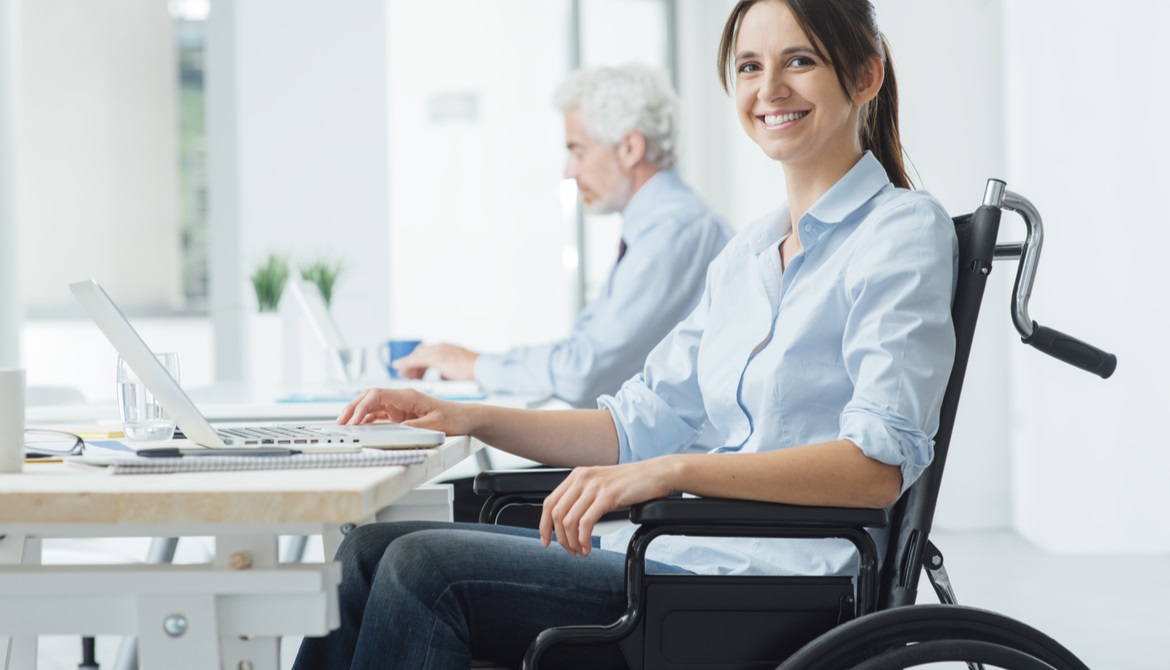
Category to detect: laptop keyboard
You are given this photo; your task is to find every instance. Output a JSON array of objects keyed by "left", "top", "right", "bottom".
[{"left": 216, "top": 425, "right": 356, "bottom": 445}]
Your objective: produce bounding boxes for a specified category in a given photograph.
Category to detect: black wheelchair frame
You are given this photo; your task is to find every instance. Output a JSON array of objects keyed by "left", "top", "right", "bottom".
[{"left": 474, "top": 178, "right": 1116, "bottom": 670}]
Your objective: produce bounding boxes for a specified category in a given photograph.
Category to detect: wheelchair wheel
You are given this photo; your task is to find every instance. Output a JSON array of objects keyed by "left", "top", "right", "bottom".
[
  {"left": 776, "top": 604, "right": 1089, "bottom": 670},
  {"left": 849, "top": 640, "right": 1057, "bottom": 670}
]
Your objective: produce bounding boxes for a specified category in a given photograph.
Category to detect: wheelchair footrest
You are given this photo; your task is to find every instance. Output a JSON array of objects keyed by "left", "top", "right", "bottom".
[{"left": 637, "top": 575, "right": 854, "bottom": 670}]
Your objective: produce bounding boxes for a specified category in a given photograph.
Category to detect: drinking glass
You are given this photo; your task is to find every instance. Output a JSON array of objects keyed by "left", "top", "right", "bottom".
[{"left": 116, "top": 353, "right": 180, "bottom": 441}]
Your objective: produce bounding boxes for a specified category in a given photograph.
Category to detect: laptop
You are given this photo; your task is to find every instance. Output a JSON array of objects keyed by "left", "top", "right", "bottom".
[{"left": 70, "top": 279, "right": 446, "bottom": 450}]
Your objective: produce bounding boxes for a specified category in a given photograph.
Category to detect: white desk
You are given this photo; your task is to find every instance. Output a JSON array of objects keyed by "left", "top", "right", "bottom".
[{"left": 0, "top": 436, "right": 481, "bottom": 670}]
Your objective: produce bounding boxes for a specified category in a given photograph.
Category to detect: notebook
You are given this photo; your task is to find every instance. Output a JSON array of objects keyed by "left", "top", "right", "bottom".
[
  {"left": 70, "top": 279, "right": 446, "bottom": 451},
  {"left": 67, "top": 447, "right": 432, "bottom": 475}
]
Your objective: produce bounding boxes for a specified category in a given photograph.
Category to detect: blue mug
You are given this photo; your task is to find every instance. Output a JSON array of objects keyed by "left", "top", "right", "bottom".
[{"left": 378, "top": 339, "right": 422, "bottom": 379}]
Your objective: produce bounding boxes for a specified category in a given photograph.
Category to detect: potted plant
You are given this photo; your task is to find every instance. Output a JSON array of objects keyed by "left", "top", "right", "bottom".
[
  {"left": 300, "top": 258, "right": 343, "bottom": 309},
  {"left": 250, "top": 253, "right": 289, "bottom": 312}
]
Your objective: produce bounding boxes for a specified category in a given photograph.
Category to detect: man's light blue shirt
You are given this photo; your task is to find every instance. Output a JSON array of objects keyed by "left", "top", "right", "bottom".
[
  {"left": 475, "top": 169, "right": 732, "bottom": 408},
  {"left": 598, "top": 153, "right": 958, "bottom": 576}
]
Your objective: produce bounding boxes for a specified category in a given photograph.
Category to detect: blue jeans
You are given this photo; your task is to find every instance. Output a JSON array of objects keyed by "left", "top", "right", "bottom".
[{"left": 292, "top": 521, "right": 691, "bottom": 670}]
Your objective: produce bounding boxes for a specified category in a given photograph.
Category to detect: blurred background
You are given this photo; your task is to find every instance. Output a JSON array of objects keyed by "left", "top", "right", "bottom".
[{"left": 0, "top": 1, "right": 1167, "bottom": 660}]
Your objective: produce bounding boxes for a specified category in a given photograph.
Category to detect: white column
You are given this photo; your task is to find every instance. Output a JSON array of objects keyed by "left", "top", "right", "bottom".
[
  {"left": 206, "top": 0, "right": 245, "bottom": 383},
  {"left": 0, "top": 0, "right": 21, "bottom": 370},
  {"left": 207, "top": 0, "right": 393, "bottom": 384}
]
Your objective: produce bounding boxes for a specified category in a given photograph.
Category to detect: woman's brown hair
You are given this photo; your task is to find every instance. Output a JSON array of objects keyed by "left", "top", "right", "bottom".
[{"left": 716, "top": 0, "right": 911, "bottom": 190}]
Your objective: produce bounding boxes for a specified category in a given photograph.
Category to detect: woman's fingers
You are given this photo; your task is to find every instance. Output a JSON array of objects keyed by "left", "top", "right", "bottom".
[{"left": 540, "top": 467, "right": 617, "bottom": 558}]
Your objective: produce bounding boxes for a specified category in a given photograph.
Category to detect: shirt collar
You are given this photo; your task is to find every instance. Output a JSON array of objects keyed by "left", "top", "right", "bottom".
[
  {"left": 805, "top": 151, "right": 891, "bottom": 224},
  {"left": 743, "top": 151, "right": 892, "bottom": 256},
  {"left": 620, "top": 168, "right": 682, "bottom": 240}
]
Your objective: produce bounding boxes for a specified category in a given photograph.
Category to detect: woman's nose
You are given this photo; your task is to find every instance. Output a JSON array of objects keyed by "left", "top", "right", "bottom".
[{"left": 758, "top": 72, "right": 789, "bottom": 103}]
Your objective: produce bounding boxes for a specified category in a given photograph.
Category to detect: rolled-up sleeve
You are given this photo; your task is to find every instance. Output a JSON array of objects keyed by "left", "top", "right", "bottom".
[{"left": 839, "top": 198, "right": 957, "bottom": 493}]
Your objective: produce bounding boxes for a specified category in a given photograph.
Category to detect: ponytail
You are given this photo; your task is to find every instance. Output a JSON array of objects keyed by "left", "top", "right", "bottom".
[{"left": 862, "top": 36, "right": 911, "bottom": 190}]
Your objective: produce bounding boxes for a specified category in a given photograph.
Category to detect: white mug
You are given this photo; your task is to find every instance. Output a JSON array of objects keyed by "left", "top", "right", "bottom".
[{"left": 0, "top": 368, "right": 25, "bottom": 473}]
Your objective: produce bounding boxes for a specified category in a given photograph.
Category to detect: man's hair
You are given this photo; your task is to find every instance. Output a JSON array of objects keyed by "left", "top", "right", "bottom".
[{"left": 554, "top": 65, "right": 679, "bottom": 170}]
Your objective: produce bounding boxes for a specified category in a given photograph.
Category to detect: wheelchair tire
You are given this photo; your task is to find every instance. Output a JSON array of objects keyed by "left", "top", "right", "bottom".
[
  {"left": 849, "top": 639, "right": 1056, "bottom": 670},
  {"left": 776, "top": 604, "right": 1088, "bottom": 670}
]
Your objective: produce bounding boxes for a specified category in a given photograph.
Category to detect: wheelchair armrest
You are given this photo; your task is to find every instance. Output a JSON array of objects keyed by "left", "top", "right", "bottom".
[
  {"left": 630, "top": 497, "right": 889, "bottom": 530},
  {"left": 473, "top": 468, "right": 572, "bottom": 496}
]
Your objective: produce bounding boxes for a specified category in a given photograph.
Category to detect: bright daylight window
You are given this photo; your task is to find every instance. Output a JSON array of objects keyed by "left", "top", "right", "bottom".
[{"left": 172, "top": 0, "right": 210, "bottom": 310}]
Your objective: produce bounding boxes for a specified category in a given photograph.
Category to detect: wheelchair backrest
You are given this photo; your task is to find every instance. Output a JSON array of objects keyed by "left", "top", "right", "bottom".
[{"left": 879, "top": 203, "right": 1003, "bottom": 609}]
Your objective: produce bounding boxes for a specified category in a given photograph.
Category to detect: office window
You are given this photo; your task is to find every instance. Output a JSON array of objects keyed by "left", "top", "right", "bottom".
[{"left": 173, "top": 0, "right": 210, "bottom": 309}]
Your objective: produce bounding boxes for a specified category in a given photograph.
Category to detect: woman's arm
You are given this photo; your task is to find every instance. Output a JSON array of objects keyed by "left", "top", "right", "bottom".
[
  {"left": 338, "top": 388, "right": 619, "bottom": 467},
  {"left": 539, "top": 440, "right": 899, "bottom": 556}
]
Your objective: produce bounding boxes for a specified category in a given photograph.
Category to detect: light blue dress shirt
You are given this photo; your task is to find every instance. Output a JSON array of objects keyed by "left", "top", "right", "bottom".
[
  {"left": 598, "top": 153, "right": 958, "bottom": 576},
  {"left": 475, "top": 169, "right": 732, "bottom": 408}
]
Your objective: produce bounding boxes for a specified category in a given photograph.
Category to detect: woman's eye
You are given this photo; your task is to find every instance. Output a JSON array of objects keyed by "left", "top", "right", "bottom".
[
  {"left": 736, "top": 62, "right": 761, "bottom": 74},
  {"left": 790, "top": 56, "right": 815, "bottom": 68}
]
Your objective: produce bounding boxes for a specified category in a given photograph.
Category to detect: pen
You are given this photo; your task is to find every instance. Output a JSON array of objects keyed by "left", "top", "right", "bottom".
[{"left": 136, "top": 447, "right": 301, "bottom": 458}]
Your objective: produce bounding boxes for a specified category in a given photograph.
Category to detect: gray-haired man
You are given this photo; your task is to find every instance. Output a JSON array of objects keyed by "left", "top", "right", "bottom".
[{"left": 395, "top": 65, "right": 732, "bottom": 409}]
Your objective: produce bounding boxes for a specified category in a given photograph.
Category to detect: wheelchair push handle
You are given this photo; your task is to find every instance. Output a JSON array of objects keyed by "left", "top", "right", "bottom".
[
  {"left": 983, "top": 180, "right": 1117, "bottom": 380},
  {"left": 1023, "top": 321, "right": 1117, "bottom": 379}
]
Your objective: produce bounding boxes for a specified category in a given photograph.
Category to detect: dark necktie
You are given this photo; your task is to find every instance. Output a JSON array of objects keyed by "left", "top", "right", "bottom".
[{"left": 617, "top": 239, "right": 628, "bottom": 263}]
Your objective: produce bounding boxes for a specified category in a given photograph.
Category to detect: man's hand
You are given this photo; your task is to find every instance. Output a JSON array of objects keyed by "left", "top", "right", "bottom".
[
  {"left": 392, "top": 343, "right": 479, "bottom": 381},
  {"left": 337, "top": 387, "right": 475, "bottom": 436}
]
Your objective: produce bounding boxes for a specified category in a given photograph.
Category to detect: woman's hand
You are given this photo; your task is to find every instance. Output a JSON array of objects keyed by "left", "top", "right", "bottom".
[
  {"left": 337, "top": 388, "right": 475, "bottom": 436},
  {"left": 539, "top": 457, "right": 681, "bottom": 557}
]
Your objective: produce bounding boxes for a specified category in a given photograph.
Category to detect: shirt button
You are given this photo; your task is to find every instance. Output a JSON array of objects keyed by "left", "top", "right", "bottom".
[{"left": 804, "top": 224, "right": 812, "bottom": 232}]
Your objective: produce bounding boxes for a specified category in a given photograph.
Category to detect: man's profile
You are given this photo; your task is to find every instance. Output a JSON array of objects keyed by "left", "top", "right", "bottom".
[{"left": 394, "top": 65, "right": 732, "bottom": 408}]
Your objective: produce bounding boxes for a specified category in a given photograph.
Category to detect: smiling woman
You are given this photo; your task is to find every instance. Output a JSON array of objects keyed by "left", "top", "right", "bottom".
[{"left": 292, "top": 1, "right": 959, "bottom": 668}]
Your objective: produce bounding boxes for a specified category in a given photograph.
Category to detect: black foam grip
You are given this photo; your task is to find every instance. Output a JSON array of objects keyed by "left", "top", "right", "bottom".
[{"left": 1023, "top": 321, "right": 1117, "bottom": 379}]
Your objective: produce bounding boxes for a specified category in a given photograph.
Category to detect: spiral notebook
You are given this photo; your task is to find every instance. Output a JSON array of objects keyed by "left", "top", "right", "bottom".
[{"left": 67, "top": 447, "right": 433, "bottom": 475}]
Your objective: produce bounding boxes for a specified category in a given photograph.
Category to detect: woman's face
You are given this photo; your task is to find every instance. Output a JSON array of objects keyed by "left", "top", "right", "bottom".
[{"left": 733, "top": 1, "right": 864, "bottom": 170}]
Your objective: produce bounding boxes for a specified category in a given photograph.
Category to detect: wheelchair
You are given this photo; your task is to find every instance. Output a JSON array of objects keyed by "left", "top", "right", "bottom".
[{"left": 474, "top": 178, "right": 1117, "bottom": 670}]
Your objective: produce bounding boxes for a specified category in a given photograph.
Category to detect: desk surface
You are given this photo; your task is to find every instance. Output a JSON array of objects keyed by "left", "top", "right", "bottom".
[{"left": 0, "top": 436, "right": 478, "bottom": 526}]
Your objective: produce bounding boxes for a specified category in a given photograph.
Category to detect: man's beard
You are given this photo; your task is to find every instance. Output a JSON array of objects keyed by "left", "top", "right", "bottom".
[{"left": 581, "top": 175, "right": 633, "bottom": 216}]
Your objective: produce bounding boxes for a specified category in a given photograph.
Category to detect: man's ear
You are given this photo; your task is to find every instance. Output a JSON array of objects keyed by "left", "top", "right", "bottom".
[
  {"left": 616, "top": 130, "right": 647, "bottom": 171},
  {"left": 852, "top": 55, "right": 884, "bottom": 106}
]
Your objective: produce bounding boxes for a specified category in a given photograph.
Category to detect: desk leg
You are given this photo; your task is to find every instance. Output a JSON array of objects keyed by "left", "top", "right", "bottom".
[
  {"left": 215, "top": 534, "right": 280, "bottom": 670},
  {"left": 0, "top": 531, "right": 39, "bottom": 670},
  {"left": 112, "top": 537, "right": 181, "bottom": 670},
  {"left": 135, "top": 594, "right": 220, "bottom": 670}
]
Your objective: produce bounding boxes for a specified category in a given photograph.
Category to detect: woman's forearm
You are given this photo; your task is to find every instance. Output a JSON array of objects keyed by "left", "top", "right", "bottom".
[
  {"left": 667, "top": 440, "right": 903, "bottom": 509},
  {"left": 465, "top": 405, "right": 620, "bottom": 467}
]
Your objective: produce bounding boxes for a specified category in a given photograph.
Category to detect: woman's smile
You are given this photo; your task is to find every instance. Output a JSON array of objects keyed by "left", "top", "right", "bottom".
[{"left": 759, "top": 109, "right": 810, "bottom": 130}]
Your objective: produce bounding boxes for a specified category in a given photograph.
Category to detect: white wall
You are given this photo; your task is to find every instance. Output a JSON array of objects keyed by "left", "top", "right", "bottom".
[
  {"left": 1004, "top": 0, "right": 1170, "bottom": 553},
  {"left": 19, "top": 0, "right": 181, "bottom": 311},
  {"left": 384, "top": 0, "right": 572, "bottom": 354}
]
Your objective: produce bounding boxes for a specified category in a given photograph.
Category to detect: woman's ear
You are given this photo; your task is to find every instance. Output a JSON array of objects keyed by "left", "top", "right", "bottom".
[
  {"left": 852, "top": 55, "right": 885, "bottom": 106},
  {"left": 616, "top": 130, "right": 647, "bottom": 171}
]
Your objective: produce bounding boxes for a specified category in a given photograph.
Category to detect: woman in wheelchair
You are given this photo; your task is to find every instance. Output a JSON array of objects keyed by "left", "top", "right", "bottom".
[{"left": 294, "top": 1, "right": 958, "bottom": 668}]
